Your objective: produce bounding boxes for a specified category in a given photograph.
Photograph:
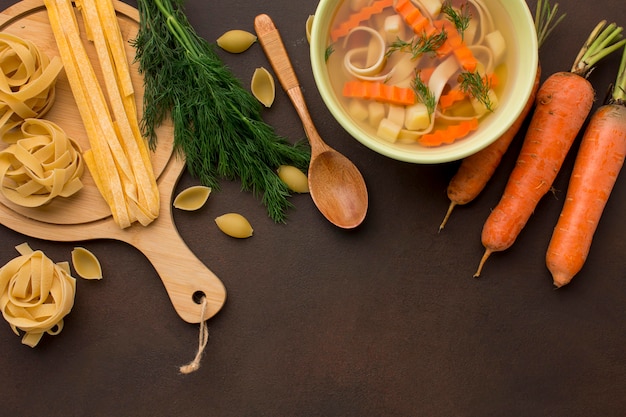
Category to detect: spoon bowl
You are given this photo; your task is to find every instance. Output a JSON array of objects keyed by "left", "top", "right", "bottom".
[
  {"left": 254, "top": 13, "right": 368, "bottom": 229},
  {"left": 308, "top": 150, "right": 367, "bottom": 229}
]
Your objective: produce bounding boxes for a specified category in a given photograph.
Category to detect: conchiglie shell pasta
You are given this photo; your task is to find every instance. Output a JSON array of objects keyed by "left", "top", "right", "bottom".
[
  {"left": 306, "top": 15, "right": 314, "bottom": 44},
  {"left": 173, "top": 185, "right": 211, "bottom": 211},
  {"left": 277, "top": 165, "right": 309, "bottom": 193},
  {"left": 215, "top": 213, "right": 253, "bottom": 238},
  {"left": 250, "top": 67, "right": 275, "bottom": 108},
  {"left": 71, "top": 247, "right": 102, "bottom": 280},
  {"left": 216, "top": 29, "right": 257, "bottom": 53}
]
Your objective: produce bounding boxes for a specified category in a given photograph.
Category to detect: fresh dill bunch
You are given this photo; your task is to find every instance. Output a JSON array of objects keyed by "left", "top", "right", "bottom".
[
  {"left": 441, "top": 1, "right": 471, "bottom": 40},
  {"left": 411, "top": 70, "right": 436, "bottom": 117},
  {"left": 387, "top": 31, "right": 447, "bottom": 59},
  {"left": 132, "top": 0, "right": 310, "bottom": 222},
  {"left": 459, "top": 71, "right": 493, "bottom": 111}
]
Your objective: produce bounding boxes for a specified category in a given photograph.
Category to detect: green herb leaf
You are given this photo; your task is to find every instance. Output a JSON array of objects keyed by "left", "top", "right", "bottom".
[
  {"left": 387, "top": 30, "right": 447, "bottom": 60},
  {"left": 411, "top": 71, "right": 436, "bottom": 117},
  {"left": 441, "top": 1, "right": 471, "bottom": 40},
  {"left": 459, "top": 71, "right": 493, "bottom": 112},
  {"left": 325, "top": 44, "right": 335, "bottom": 62}
]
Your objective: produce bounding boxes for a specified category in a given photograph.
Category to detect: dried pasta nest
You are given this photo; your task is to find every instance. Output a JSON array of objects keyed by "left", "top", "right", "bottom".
[
  {"left": 0, "top": 243, "right": 76, "bottom": 347},
  {"left": 0, "top": 118, "right": 85, "bottom": 207},
  {"left": 0, "top": 33, "right": 63, "bottom": 134}
]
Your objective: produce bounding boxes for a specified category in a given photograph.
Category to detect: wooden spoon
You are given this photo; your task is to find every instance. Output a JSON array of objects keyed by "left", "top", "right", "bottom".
[{"left": 254, "top": 14, "right": 368, "bottom": 229}]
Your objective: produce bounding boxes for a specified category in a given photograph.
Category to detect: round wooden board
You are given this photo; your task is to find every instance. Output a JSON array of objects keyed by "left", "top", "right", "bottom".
[{"left": 0, "top": 0, "right": 174, "bottom": 225}]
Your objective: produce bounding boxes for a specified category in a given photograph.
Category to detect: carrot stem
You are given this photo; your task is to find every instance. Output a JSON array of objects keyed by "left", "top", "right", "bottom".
[
  {"left": 535, "top": 0, "right": 566, "bottom": 48},
  {"left": 571, "top": 21, "right": 626, "bottom": 76},
  {"left": 611, "top": 44, "right": 626, "bottom": 103}
]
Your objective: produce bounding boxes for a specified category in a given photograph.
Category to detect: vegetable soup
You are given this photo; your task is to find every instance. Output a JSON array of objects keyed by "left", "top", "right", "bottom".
[{"left": 325, "top": 0, "right": 508, "bottom": 147}]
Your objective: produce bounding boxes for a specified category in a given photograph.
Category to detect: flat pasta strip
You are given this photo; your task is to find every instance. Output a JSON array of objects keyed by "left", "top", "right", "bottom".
[
  {"left": 44, "top": 0, "right": 159, "bottom": 227},
  {"left": 78, "top": 0, "right": 159, "bottom": 224},
  {"left": 45, "top": 0, "right": 131, "bottom": 227}
]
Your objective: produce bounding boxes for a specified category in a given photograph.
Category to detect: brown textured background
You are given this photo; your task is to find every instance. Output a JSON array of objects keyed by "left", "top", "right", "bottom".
[{"left": 0, "top": 0, "right": 625, "bottom": 416}]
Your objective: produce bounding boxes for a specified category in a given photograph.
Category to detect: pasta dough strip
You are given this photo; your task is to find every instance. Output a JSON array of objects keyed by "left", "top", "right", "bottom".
[
  {"left": 78, "top": 0, "right": 159, "bottom": 224},
  {"left": 45, "top": 0, "right": 131, "bottom": 227}
]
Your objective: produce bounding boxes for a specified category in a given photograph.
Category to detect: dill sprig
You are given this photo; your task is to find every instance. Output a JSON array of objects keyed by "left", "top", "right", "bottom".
[
  {"left": 325, "top": 44, "right": 335, "bottom": 62},
  {"left": 411, "top": 70, "right": 436, "bottom": 117},
  {"left": 441, "top": 1, "right": 471, "bottom": 40},
  {"left": 387, "top": 31, "right": 448, "bottom": 59},
  {"left": 132, "top": 0, "right": 310, "bottom": 222},
  {"left": 459, "top": 71, "right": 493, "bottom": 111}
]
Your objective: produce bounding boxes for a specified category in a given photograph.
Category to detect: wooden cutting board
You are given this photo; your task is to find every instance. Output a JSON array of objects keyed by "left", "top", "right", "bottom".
[{"left": 0, "top": 0, "right": 227, "bottom": 323}]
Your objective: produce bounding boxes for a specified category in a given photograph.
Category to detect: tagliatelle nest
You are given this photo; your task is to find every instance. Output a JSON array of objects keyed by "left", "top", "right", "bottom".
[
  {"left": 0, "top": 32, "right": 63, "bottom": 134},
  {"left": 0, "top": 118, "right": 84, "bottom": 207},
  {"left": 0, "top": 243, "right": 76, "bottom": 347}
]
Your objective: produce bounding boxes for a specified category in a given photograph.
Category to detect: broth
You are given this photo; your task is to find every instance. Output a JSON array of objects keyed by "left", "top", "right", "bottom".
[{"left": 326, "top": 0, "right": 508, "bottom": 147}]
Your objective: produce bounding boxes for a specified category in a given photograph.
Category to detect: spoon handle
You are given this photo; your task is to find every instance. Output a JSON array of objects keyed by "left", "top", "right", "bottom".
[
  {"left": 254, "top": 14, "right": 329, "bottom": 154},
  {"left": 254, "top": 14, "right": 300, "bottom": 91}
]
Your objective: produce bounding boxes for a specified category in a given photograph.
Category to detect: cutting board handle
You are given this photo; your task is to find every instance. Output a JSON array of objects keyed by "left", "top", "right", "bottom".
[{"left": 98, "top": 155, "right": 227, "bottom": 323}]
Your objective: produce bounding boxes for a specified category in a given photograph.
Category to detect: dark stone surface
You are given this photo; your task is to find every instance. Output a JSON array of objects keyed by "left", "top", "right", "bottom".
[{"left": 0, "top": 0, "right": 624, "bottom": 415}]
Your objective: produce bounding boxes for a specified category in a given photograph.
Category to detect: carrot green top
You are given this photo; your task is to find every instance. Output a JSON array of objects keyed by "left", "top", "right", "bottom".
[
  {"left": 571, "top": 21, "right": 626, "bottom": 77},
  {"left": 611, "top": 45, "right": 626, "bottom": 104},
  {"left": 535, "top": 0, "right": 566, "bottom": 49}
]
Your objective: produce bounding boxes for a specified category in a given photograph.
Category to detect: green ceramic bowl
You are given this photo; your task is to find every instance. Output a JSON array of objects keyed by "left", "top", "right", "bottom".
[{"left": 310, "top": 0, "right": 538, "bottom": 164}]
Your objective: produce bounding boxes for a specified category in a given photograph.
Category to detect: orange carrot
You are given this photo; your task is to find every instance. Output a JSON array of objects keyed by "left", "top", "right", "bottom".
[
  {"left": 394, "top": 0, "right": 436, "bottom": 36},
  {"left": 546, "top": 45, "right": 626, "bottom": 287},
  {"left": 546, "top": 104, "right": 626, "bottom": 287},
  {"left": 417, "top": 67, "right": 436, "bottom": 84},
  {"left": 474, "top": 72, "right": 593, "bottom": 277},
  {"left": 433, "top": 19, "right": 477, "bottom": 72},
  {"left": 342, "top": 80, "right": 416, "bottom": 106},
  {"left": 439, "top": 0, "right": 565, "bottom": 232},
  {"left": 330, "top": 0, "right": 394, "bottom": 42},
  {"left": 438, "top": 88, "right": 467, "bottom": 112},
  {"left": 474, "top": 21, "right": 626, "bottom": 277},
  {"left": 419, "top": 118, "right": 478, "bottom": 147}
]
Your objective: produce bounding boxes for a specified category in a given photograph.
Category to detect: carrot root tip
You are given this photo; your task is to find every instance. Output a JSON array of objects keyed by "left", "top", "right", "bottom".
[
  {"left": 473, "top": 248, "right": 492, "bottom": 278},
  {"left": 552, "top": 275, "right": 572, "bottom": 289},
  {"left": 439, "top": 201, "right": 456, "bottom": 232}
]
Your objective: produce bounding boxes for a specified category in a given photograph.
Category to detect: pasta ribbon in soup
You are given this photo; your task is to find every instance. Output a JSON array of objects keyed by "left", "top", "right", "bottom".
[{"left": 326, "top": 0, "right": 506, "bottom": 147}]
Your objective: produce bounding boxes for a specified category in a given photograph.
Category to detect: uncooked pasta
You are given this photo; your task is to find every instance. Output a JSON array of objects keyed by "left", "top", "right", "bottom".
[{"left": 0, "top": 243, "right": 76, "bottom": 347}]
